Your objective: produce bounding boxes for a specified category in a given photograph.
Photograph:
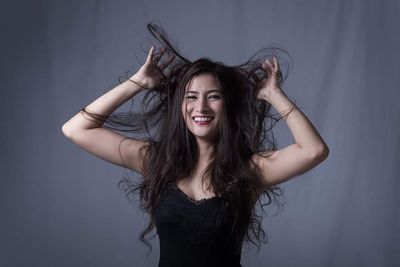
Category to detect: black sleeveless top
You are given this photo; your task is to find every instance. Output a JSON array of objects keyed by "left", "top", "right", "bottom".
[{"left": 154, "top": 183, "right": 242, "bottom": 267}]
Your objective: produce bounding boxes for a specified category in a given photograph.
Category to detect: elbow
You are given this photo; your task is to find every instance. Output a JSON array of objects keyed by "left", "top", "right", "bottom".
[
  {"left": 309, "top": 144, "right": 329, "bottom": 162},
  {"left": 62, "top": 123, "right": 73, "bottom": 139}
]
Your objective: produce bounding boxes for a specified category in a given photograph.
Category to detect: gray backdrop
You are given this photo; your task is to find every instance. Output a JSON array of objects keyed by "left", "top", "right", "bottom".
[{"left": 1, "top": 0, "right": 399, "bottom": 266}]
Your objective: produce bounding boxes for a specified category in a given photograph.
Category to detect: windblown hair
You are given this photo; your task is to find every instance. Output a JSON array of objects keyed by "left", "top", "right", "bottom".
[{"left": 81, "top": 22, "right": 296, "bottom": 254}]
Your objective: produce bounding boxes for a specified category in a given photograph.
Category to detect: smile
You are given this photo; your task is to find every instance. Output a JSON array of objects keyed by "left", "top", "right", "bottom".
[{"left": 192, "top": 116, "right": 214, "bottom": 122}]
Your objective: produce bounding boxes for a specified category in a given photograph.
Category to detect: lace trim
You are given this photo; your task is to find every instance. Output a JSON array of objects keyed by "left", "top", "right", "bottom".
[{"left": 172, "top": 184, "right": 222, "bottom": 205}]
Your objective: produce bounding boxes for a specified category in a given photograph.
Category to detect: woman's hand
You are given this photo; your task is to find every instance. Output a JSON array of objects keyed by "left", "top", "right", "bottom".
[
  {"left": 257, "top": 56, "right": 283, "bottom": 102},
  {"left": 131, "top": 46, "right": 175, "bottom": 89}
]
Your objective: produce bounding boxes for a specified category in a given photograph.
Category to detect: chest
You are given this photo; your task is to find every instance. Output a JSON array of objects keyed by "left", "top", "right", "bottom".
[
  {"left": 175, "top": 179, "right": 217, "bottom": 202},
  {"left": 155, "top": 184, "right": 228, "bottom": 246}
]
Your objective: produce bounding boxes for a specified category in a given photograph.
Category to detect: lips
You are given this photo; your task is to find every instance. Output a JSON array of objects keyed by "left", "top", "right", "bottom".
[{"left": 192, "top": 116, "right": 214, "bottom": 122}]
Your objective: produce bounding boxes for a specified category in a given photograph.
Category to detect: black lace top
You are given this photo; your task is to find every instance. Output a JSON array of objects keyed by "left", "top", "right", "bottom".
[{"left": 154, "top": 183, "right": 242, "bottom": 267}]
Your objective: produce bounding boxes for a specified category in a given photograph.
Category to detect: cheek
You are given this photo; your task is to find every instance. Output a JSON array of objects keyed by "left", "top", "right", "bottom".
[
  {"left": 215, "top": 103, "right": 224, "bottom": 116},
  {"left": 181, "top": 103, "right": 191, "bottom": 123}
]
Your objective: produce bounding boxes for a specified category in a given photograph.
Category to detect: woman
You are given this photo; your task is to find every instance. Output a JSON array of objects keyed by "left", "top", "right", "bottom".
[{"left": 62, "top": 23, "right": 329, "bottom": 267}]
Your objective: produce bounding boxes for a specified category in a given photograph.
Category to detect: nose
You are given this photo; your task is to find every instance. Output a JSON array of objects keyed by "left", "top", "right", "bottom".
[{"left": 196, "top": 96, "right": 210, "bottom": 113}]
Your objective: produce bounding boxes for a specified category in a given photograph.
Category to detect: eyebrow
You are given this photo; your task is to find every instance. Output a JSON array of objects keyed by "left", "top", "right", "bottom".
[{"left": 186, "top": 89, "right": 221, "bottom": 94}]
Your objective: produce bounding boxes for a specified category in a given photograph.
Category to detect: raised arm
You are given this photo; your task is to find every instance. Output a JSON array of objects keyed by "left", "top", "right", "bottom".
[
  {"left": 252, "top": 57, "right": 329, "bottom": 188},
  {"left": 62, "top": 46, "right": 174, "bottom": 174}
]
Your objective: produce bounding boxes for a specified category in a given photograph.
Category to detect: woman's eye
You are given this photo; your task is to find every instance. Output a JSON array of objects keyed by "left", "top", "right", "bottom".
[{"left": 185, "top": 95, "right": 221, "bottom": 100}]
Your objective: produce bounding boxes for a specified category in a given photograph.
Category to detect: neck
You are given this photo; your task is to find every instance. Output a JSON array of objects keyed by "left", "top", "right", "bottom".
[
  {"left": 195, "top": 138, "right": 215, "bottom": 162},
  {"left": 183, "top": 138, "right": 215, "bottom": 186}
]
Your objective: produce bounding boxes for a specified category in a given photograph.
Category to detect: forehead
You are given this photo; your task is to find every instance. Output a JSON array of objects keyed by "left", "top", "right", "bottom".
[{"left": 185, "top": 73, "right": 221, "bottom": 92}]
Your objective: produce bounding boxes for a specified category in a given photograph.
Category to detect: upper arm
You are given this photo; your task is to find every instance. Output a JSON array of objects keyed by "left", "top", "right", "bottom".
[
  {"left": 62, "top": 126, "right": 149, "bottom": 174},
  {"left": 252, "top": 144, "right": 329, "bottom": 189}
]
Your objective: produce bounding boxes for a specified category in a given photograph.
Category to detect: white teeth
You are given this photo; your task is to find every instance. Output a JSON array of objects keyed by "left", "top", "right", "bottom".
[{"left": 193, "top": 116, "right": 213, "bottom": 122}]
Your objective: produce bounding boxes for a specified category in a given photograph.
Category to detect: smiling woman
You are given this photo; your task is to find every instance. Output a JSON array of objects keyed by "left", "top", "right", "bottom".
[
  {"left": 182, "top": 73, "right": 224, "bottom": 143},
  {"left": 61, "top": 22, "right": 328, "bottom": 267}
]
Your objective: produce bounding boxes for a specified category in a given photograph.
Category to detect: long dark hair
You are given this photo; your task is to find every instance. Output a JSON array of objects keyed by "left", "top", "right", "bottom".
[{"left": 81, "top": 22, "right": 296, "bottom": 254}]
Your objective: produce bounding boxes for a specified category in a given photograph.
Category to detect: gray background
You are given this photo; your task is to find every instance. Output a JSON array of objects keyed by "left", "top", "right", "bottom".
[{"left": 1, "top": 0, "right": 399, "bottom": 266}]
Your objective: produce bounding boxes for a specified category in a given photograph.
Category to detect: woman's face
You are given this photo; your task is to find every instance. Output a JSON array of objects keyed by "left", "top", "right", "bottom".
[{"left": 181, "top": 73, "right": 224, "bottom": 142}]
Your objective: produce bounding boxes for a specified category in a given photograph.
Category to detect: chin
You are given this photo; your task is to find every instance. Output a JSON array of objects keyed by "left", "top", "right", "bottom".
[
  {"left": 186, "top": 121, "right": 221, "bottom": 141},
  {"left": 192, "top": 130, "right": 219, "bottom": 141}
]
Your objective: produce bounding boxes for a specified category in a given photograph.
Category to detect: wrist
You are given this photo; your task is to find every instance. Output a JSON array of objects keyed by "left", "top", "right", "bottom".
[
  {"left": 130, "top": 73, "right": 146, "bottom": 83},
  {"left": 263, "top": 87, "right": 285, "bottom": 103},
  {"left": 129, "top": 74, "right": 150, "bottom": 90}
]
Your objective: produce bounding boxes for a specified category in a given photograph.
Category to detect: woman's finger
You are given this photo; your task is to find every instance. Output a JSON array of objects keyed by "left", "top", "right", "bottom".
[
  {"left": 268, "top": 58, "right": 275, "bottom": 68},
  {"left": 163, "top": 53, "right": 175, "bottom": 68},
  {"left": 158, "top": 53, "right": 175, "bottom": 70},
  {"left": 153, "top": 48, "right": 166, "bottom": 64},
  {"left": 145, "top": 46, "right": 154, "bottom": 65},
  {"left": 263, "top": 59, "right": 270, "bottom": 70},
  {"left": 153, "top": 53, "right": 163, "bottom": 64},
  {"left": 262, "top": 61, "right": 267, "bottom": 69},
  {"left": 273, "top": 57, "right": 280, "bottom": 70},
  {"left": 157, "top": 60, "right": 166, "bottom": 70},
  {"left": 264, "top": 62, "right": 272, "bottom": 75}
]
